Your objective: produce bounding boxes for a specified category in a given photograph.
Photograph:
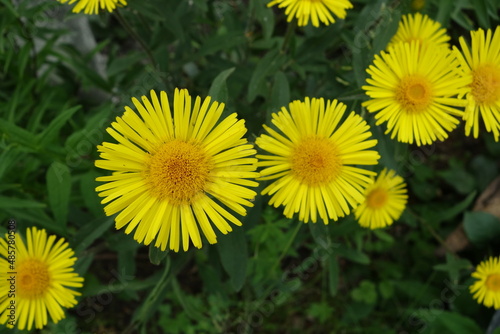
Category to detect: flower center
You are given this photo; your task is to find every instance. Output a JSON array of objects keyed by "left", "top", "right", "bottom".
[
  {"left": 486, "top": 273, "right": 500, "bottom": 292},
  {"left": 366, "top": 188, "right": 389, "bottom": 209},
  {"left": 471, "top": 64, "right": 500, "bottom": 105},
  {"left": 146, "top": 140, "right": 211, "bottom": 204},
  {"left": 290, "top": 137, "right": 342, "bottom": 186},
  {"left": 396, "top": 75, "right": 433, "bottom": 113},
  {"left": 17, "top": 258, "right": 51, "bottom": 299}
]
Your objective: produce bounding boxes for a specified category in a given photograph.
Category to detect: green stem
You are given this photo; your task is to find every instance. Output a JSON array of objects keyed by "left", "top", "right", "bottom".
[
  {"left": 270, "top": 221, "right": 302, "bottom": 273},
  {"left": 281, "top": 19, "right": 297, "bottom": 54},
  {"left": 115, "top": 10, "right": 156, "bottom": 68}
]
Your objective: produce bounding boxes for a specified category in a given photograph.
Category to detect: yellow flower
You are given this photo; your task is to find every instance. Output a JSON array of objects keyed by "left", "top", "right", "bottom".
[
  {"left": 454, "top": 27, "right": 500, "bottom": 141},
  {"left": 95, "top": 89, "right": 259, "bottom": 252},
  {"left": 58, "top": 0, "right": 127, "bottom": 14},
  {"left": 470, "top": 256, "right": 500, "bottom": 309},
  {"left": 354, "top": 169, "right": 408, "bottom": 229},
  {"left": 388, "top": 13, "right": 450, "bottom": 49},
  {"left": 267, "top": 0, "right": 353, "bottom": 27},
  {"left": 256, "top": 97, "right": 380, "bottom": 224},
  {"left": 362, "top": 41, "right": 468, "bottom": 146},
  {"left": 0, "top": 227, "right": 84, "bottom": 330}
]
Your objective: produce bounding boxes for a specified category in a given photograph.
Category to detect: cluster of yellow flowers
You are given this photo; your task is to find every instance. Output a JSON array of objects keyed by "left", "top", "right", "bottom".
[{"left": 2, "top": 0, "right": 499, "bottom": 331}]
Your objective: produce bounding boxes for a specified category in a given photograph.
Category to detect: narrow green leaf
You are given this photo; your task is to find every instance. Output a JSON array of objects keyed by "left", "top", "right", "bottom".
[
  {"left": 473, "top": 0, "right": 490, "bottom": 29},
  {"left": 207, "top": 67, "right": 235, "bottom": 104},
  {"left": 248, "top": 49, "right": 286, "bottom": 102},
  {"left": 37, "top": 106, "right": 80, "bottom": 148},
  {"left": 216, "top": 226, "right": 248, "bottom": 291},
  {"left": 432, "top": 191, "right": 476, "bottom": 223},
  {"left": 328, "top": 256, "right": 339, "bottom": 297},
  {"left": 267, "top": 71, "right": 290, "bottom": 122},
  {"left": 335, "top": 246, "right": 370, "bottom": 264},
  {"left": 0, "top": 196, "right": 45, "bottom": 209},
  {"left": 47, "top": 162, "right": 71, "bottom": 228},
  {"left": 200, "top": 31, "right": 247, "bottom": 57},
  {"left": 149, "top": 245, "right": 169, "bottom": 265},
  {"left": 73, "top": 216, "right": 115, "bottom": 254},
  {"left": 0, "top": 119, "right": 38, "bottom": 149},
  {"left": 463, "top": 211, "right": 500, "bottom": 245}
]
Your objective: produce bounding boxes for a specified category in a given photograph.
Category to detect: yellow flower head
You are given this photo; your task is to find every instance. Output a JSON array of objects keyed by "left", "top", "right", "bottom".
[
  {"left": 267, "top": 0, "right": 353, "bottom": 27},
  {"left": 58, "top": 0, "right": 127, "bottom": 14},
  {"left": 256, "top": 97, "right": 380, "bottom": 224},
  {"left": 362, "top": 41, "right": 469, "bottom": 146},
  {"left": 354, "top": 168, "right": 408, "bottom": 229},
  {"left": 470, "top": 256, "right": 500, "bottom": 309},
  {"left": 0, "top": 227, "right": 84, "bottom": 330},
  {"left": 454, "top": 27, "right": 500, "bottom": 141},
  {"left": 95, "top": 89, "right": 259, "bottom": 252},
  {"left": 388, "top": 13, "right": 450, "bottom": 49}
]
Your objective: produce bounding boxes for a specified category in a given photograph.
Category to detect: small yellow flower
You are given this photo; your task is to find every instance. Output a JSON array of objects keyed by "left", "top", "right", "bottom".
[
  {"left": 256, "top": 97, "right": 380, "bottom": 224},
  {"left": 267, "top": 0, "right": 353, "bottom": 27},
  {"left": 454, "top": 27, "right": 500, "bottom": 141},
  {"left": 363, "top": 41, "right": 469, "bottom": 146},
  {"left": 388, "top": 13, "right": 450, "bottom": 49},
  {"left": 0, "top": 227, "right": 84, "bottom": 330},
  {"left": 470, "top": 256, "right": 500, "bottom": 309},
  {"left": 354, "top": 169, "right": 408, "bottom": 229},
  {"left": 58, "top": 0, "right": 127, "bottom": 14},
  {"left": 96, "top": 89, "right": 259, "bottom": 252}
]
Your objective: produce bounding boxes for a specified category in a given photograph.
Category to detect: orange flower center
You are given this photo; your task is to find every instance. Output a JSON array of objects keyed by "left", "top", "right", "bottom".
[
  {"left": 291, "top": 137, "right": 342, "bottom": 186},
  {"left": 366, "top": 188, "right": 389, "bottom": 209},
  {"left": 146, "top": 140, "right": 211, "bottom": 204},
  {"left": 471, "top": 64, "right": 500, "bottom": 105},
  {"left": 396, "top": 75, "right": 433, "bottom": 113},
  {"left": 486, "top": 273, "right": 500, "bottom": 292},
  {"left": 17, "top": 258, "right": 51, "bottom": 299}
]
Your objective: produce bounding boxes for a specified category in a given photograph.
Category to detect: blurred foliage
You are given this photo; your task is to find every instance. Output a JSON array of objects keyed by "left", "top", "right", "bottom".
[{"left": 1, "top": 0, "right": 500, "bottom": 333}]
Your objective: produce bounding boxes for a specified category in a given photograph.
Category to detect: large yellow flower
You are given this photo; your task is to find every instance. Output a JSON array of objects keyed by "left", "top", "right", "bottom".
[
  {"left": 354, "top": 169, "right": 408, "bottom": 229},
  {"left": 454, "top": 27, "right": 500, "bottom": 141},
  {"left": 58, "top": 0, "right": 127, "bottom": 14},
  {"left": 267, "top": 0, "right": 353, "bottom": 27},
  {"left": 95, "top": 89, "right": 259, "bottom": 252},
  {"left": 0, "top": 227, "right": 84, "bottom": 330},
  {"left": 256, "top": 97, "right": 380, "bottom": 224},
  {"left": 387, "top": 13, "right": 450, "bottom": 49},
  {"left": 470, "top": 256, "right": 500, "bottom": 309},
  {"left": 362, "top": 41, "right": 468, "bottom": 146}
]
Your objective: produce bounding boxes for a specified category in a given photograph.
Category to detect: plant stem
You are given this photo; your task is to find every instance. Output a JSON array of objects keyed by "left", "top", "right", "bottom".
[
  {"left": 115, "top": 10, "right": 156, "bottom": 68},
  {"left": 281, "top": 19, "right": 297, "bottom": 54}
]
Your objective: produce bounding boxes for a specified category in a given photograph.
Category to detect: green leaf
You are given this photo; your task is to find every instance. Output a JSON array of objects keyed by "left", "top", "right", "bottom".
[
  {"left": 37, "top": 106, "right": 80, "bottom": 148},
  {"left": 47, "top": 162, "right": 71, "bottom": 228},
  {"left": 207, "top": 67, "right": 235, "bottom": 104},
  {"left": 73, "top": 216, "right": 115, "bottom": 254},
  {"left": 463, "top": 211, "right": 500, "bottom": 245},
  {"left": 429, "top": 311, "right": 482, "bottom": 334},
  {"left": 378, "top": 281, "right": 394, "bottom": 299},
  {"left": 433, "top": 253, "right": 472, "bottom": 282},
  {"left": 351, "top": 280, "right": 377, "bottom": 304},
  {"left": 267, "top": 71, "right": 290, "bottom": 121},
  {"left": 0, "top": 118, "right": 38, "bottom": 150},
  {"left": 431, "top": 191, "right": 477, "bottom": 223},
  {"left": 0, "top": 197, "right": 45, "bottom": 209},
  {"left": 335, "top": 246, "right": 370, "bottom": 264},
  {"left": 149, "top": 245, "right": 169, "bottom": 265},
  {"left": 473, "top": 0, "right": 490, "bottom": 29},
  {"left": 200, "top": 31, "right": 247, "bottom": 57},
  {"left": 328, "top": 256, "right": 339, "bottom": 297},
  {"left": 248, "top": 49, "right": 287, "bottom": 102},
  {"left": 216, "top": 226, "right": 248, "bottom": 291}
]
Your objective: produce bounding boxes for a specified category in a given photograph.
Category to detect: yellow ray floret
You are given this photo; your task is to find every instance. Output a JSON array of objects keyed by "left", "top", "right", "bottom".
[
  {"left": 453, "top": 27, "right": 500, "bottom": 141},
  {"left": 256, "top": 97, "right": 380, "bottom": 224},
  {"left": 470, "top": 256, "right": 500, "bottom": 309},
  {"left": 95, "top": 89, "right": 259, "bottom": 252},
  {"left": 58, "top": 0, "right": 127, "bottom": 14},
  {"left": 267, "top": 0, "right": 353, "bottom": 27},
  {"left": 354, "top": 168, "right": 408, "bottom": 229},
  {"left": 388, "top": 13, "right": 450, "bottom": 50},
  {"left": 0, "top": 227, "right": 84, "bottom": 330},
  {"left": 363, "top": 41, "right": 469, "bottom": 146}
]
